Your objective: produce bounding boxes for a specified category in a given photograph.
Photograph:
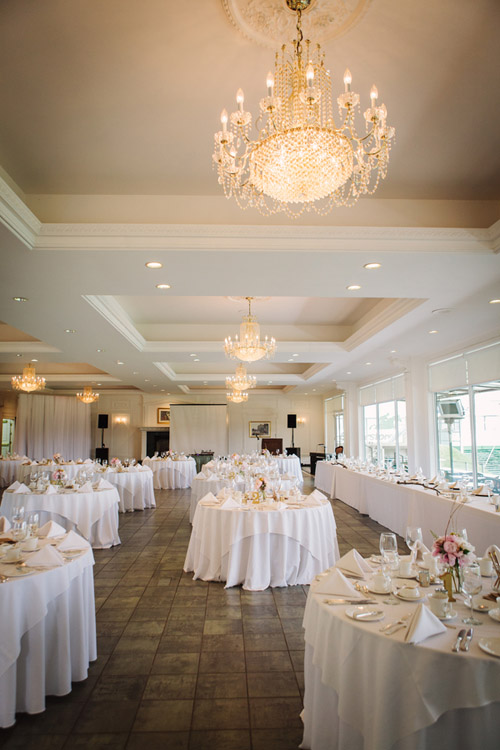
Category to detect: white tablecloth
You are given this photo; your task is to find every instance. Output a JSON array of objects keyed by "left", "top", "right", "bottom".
[
  {"left": 190, "top": 475, "right": 297, "bottom": 523},
  {"left": 275, "top": 455, "right": 303, "bottom": 483},
  {"left": 98, "top": 467, "right": 155, "bottom": 513},
  {"left": 320, "top": 464, "right": 500, "bottom": 555},
  {"left": 16, "top": 462, "right": 94, "bottom": 484},
  {"left": 0, "top": 459, "right": 25, "bottom": 488},
  {"left": 0, "top": 542, "right": 96, "bottom": 728},
  {"left": 315, "top": 461, "right": 336, "bottom": 496},
  {"left": 143, "top": 457, "right": 197, "bottom": 489},
  {"left": 301, "top": 579, "right": 500, "bottom": 750},
  {"left": 184, "top": 496, "right": 339, "bottom": 590},
  {"left": 1, "top": 487, "right": 120, "bottom": 549}
]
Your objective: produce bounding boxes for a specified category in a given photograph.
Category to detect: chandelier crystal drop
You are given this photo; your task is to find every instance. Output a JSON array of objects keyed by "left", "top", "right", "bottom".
[
  {"left": 227, "top": 389, "right": 249, "bottom": 404},
  {"left": 11, "top": 363, "right": 46, "bottom": 393},
  {"left": 213, "top": 0, "right": 394, "bottom": 218},
  {"left": 76, "top": 385, "right": 100, "bottom": 404},
  {"left": 224, "top": 297, "right": 276, "bottom": 362},
  {"left": 226, "top": 363, "right": 257, "bottom": 391}
]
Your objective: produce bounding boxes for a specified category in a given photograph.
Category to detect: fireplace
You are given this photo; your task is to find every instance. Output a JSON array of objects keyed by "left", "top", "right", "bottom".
[{"left": 139, "top": 426, "right": 170, "bottom": 459}]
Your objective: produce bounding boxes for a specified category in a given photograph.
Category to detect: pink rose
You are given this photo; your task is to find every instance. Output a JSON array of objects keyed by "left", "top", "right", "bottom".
[{"left": 443, "top": 540, "right": 458, "bottom": 555}]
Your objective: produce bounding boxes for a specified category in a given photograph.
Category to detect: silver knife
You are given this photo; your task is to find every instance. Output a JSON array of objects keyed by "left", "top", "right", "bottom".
[
  {"left": 452, "top": 628, "right": 466, "bottom": 652},
  {"left": 353, "top": 610, "right": 383, "bottom": 619},
  {"left": 324, "top": 598, "right": 376, "bottom": 605},
  {"left": 460, "top": 627, "right": 474, "bottom": 652}
]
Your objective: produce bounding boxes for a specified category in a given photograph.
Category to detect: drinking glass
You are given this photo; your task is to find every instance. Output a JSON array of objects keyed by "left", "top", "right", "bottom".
[
  {"left": 12, "top": 520, "right": 27, "bottom": 542},
  {"left": 12, "top": 505, "right": 25, "bottom": 523},
  {"left": 28, "top": 512, "right": 39, "bottom": 536},
  {"left": 380, "top": 533, "right": 400, "bottom": 605},
  {"left": 405, "top": 526, "right": 423, "bottom": 563},
  {"left": 462, "top": 562, "right": 482, "bottom": 625}
]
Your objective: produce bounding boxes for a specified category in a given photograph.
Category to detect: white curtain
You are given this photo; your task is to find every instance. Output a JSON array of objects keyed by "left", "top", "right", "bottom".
[
  {"left": 170, "top": 404, "right": 228, "bottom": 456},
  {"left": 14, "top": 394, "right": 91, "bottom": 460}
]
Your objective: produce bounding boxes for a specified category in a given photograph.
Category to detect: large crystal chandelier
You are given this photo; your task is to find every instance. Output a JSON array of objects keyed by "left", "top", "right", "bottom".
[
  {"left": 11, "top": 363, "right": 46, "bottom": 393},
  {"left": 224, "top": 297, "right": 276, "bottom": 362},
  {"left": 226, "top": 363, "right": 257, "bottom": 391},
  {"left": 227, "top": 389, "right": 249, "bottom": 404},
  {"left": 213, "top": 0, "right": 394, "bottom": 218},
  {"left": 76, "top": 385, "right": 100, "bottom": 404}
]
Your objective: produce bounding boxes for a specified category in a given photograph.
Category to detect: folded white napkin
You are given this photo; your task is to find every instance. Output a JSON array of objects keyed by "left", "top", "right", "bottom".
[
  {"left": 414, "top": 539, "right": 431, "bottom": 562},
  {"left": 145, "top": 456, "right": 151, "bottom": 460},
  {"left": 404, "top": 603, "right": 446, "bottom": 644},
  {"left": 38, "top": 520, "right": 67, "bottom": 538},
  {"left": 7, "top": 481, "right": 20, "bottom": 491},
  {"left": 95, "top": 478, "right": 114, "bottom": 490},
  {"left": 83, "top": 459, "right": 93, "bottom": 464},
  {"left": 77, "top": 481, "right": 93, "bottom": 493},
  {"left": 315, "top": 568, "right": 361, "bottom": 597},
  {"left": 217, "top": 487, "right": 232, "bottom": 500},
  {"left": 57, "top": 529, "right": 89, "bottom": 551},
  {"left": 128, "top": 465, "right": 138, "bottom": 472},
  {"left": 201, "top": 465, "right": 211, "bottom": 477},
  {"left": 304, "top": 489, "right": 327, "bottom": 506},
  {"left": 205, "top": 460, "right": 215, "bottom": 468},
  {"left": 13, "top": 483, "right": 31, "bottom": 494},
  {"left": 44, "top": 484, "right": 58, "bottom": 494},
  {"left": 221, "top": 496, "right": 241, "bottom": 509},
  {"left": 26, "top": 544, "right": 66, "bottom": 568},
  {"left": 336, "top": 549, "right": 373, "bottom": 577},
  {"left": 0, "top": 516, "right": 12, "bottom": 532},
  {"left": 200, "top": 492, "right": 219, "bottom": 506}
]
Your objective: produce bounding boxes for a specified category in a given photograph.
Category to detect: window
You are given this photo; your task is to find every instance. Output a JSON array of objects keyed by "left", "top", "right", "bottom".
[
  {"left": 363, "top": 401, "right": 407, "bottom": 469},
  {"left": 325, "top": 394, "right": 344, "bottom": 455},
  {"left": 1, "top": 419, "right": 15, "bottom": 456}
]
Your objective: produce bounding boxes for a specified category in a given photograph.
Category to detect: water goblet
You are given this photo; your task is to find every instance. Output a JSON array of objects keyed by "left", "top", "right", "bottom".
[
  {"left": 12, "top": 520, "right": 27, "bottom": 543},
  {"left": 405, "top": 526, "right": 423, "bottom": 563},
  {"left": 12, "top": 505, "right": 25, "bottom": 523},
  {"left": 28, "top": 512, "right": 39, "bottom": 536},
  {"left": 462, "top": 561, "right": 482, "bottom": 625}
]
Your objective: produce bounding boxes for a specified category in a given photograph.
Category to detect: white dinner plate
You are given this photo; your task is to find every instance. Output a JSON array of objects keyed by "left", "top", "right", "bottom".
[
  {"left": 346, "top": 606, "right": 385, "bottom": 622},
  {"left": 395, "top": 590, "right": 424, "bottom": 602},
  {"left": 478, "top": 637, "right": 500, "bottom": 658},
  {"left": 488, "top": 608, "right": 500, "bottom": 623},
  {"left": 1, "top": 566, "right": 36, "bottom": 577},
  {"left": 0, "top": 556, "right": 26, "bottom": 564}
]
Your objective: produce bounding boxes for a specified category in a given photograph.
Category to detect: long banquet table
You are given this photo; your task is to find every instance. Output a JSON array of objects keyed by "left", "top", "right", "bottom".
[
  {"left": 301, "top": 575, "right": 500, "bottom": 750},
  {"left": 0, "top": 539, "right": 96, "bottom": 728},
  {"left": 184, "top": 492, "right": 339, "bottom": 590},
  {"left": 142, "top": 457, "right": 196, "bottom": 489},
  {"left": 1, "top": 487, "right": 121, "bottom": 548},
  {"left": 98, "top": 466, "right": 155, "bottom": 513},
  {"left": 315, "top": 462, "right": 500, "bottom": 553}
]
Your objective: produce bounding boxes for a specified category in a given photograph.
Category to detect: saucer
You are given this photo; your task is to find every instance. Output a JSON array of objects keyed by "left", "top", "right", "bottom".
[
  {"left": 473, "top": 599, "right": 494, "bottom": 612},
  {"left": 366, "top": 583, "right": 391, "bottom": 595},
  {"left": 488, "top": 608, "right": 500, "bottom": 623},
  {"left": 345, "top": 606, "right": 385, "bottom": 622},
  {"left": 478, "top": 637, "right": 500, "bottom": 658},
  {"left": 396, "top": 568, "right": 418, "bottom": 579},
  {"left": 1, "top": 556, "right": 26, "bottom": 564},
  {"left": 395, "top": 590, "right": 423, "bottom": 602}
]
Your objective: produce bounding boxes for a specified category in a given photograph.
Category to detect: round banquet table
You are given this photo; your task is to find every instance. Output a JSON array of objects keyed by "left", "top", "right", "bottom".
[
  {"left": 98, "top": 466, "right": 155, "bottom": 513},
  {"left": 0, "top": 487, "right": 120, "bottom": 549},
  {"left": 16, "top": 462, "right": 95, "bottom": 484},
  {"left": 301, "top": 579, "right": 500, "bottom": 750},
  {"left": 0, "top": 459, "right": 26, "bottom": 488},
  {"left": 275, "top": 455, "right": 303, "bottom": 483},
  {"left": 143, "top": 457, "right": 197, "bottom": 490},
  {"left": 0, "top": 540, "right": 96, "bottom": 728},
  {"left": 184, "top": 494, "right": 339, "bottom": 590}
]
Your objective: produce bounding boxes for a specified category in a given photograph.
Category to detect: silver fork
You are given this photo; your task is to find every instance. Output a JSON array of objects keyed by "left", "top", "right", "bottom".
[{"left": 379, "top": 613, "right": 411, "bottom": 634}]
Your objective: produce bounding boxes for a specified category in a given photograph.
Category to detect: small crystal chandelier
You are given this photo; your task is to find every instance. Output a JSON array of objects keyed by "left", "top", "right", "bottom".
[
  {"left": 226, "top": 363, "right": 257, "bottom": 391},
  {"left": 11, "top": 363, "right": 46, "bottom": 393},
  {"left": 76, "top": 385, "right": 100, "bottom": 404},
  {"left": 224, "top": 297, "right": 276, "bottom": 362},
  {"left": 213, "top": 0, "right": 394, "bottom": 218},
  {"left": 227, "top": 389, "right": 249, "bottom": 404}
]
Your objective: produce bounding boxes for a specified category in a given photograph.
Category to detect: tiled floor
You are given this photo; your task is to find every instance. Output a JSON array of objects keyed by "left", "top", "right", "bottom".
[{"left": 0, "top": 474, "right": 406, "bottom": 750}]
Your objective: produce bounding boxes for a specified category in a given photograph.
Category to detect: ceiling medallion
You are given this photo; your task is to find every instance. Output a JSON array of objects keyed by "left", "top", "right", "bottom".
[
  {"left": 224, "top": 297, "right": 276, "bottom": 362},
  {"left": 222, "top": 0, "right": 372, "bottom": 48},
  {"left": 226, "top": 362, "right": 257, "bottom": 391},
  {"left": 76, "top": 385, "right": 100, "bottom": 404},
  {"left": 214, "top": 0, "right": 393, "bottom": 217},
  {"left": 227, "top": 389, "right": 249, "bottom": 404},
  {"left": 11, "top": 363, "right": 46, "bottom": 393}
]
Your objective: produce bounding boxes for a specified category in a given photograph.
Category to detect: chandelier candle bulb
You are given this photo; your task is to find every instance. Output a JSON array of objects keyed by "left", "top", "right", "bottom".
[
  {"left": 306, "top": 62, "right": 314, "bottom": 87},
  {"left": 370, "top": 85, "right": 378, "bottom": 104},
  {"left": 344, "top": 68, "right": 352, "bottom": 93},
  {"left": 266, "top": 71, "right": 274, "bottom": 96},
  {"left": 236, "top": 88, "right": 244, "bottom": 112},
  {"left": 221, "top": 109, "right": 228, "bottom": 132}
]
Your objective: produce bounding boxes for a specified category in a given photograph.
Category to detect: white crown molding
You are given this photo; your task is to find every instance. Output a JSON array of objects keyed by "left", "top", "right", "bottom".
[
  {"left": 0, "top": 373, "right": 121, "bottom": 384},
  {"left": 343, "top": 298, "right": 424, "bottom": 352},
  {"left": 0, "top": 176, "right": 40, "bottom": 248},
  {"left": 489, "top": 218, "right": 500, "bottom": 253},
  {"left": 82, "top": 295, "right": 146, "bottom": 351},
  {"left": 0, "top": 342, "right": 61, "bottom": 354}
]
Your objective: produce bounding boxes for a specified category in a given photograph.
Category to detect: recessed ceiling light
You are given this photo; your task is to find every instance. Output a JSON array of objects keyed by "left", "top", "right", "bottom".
[
  {"left": 117, "top": 361, "right": 124, "bottom": 365},
  {"left": 156, "top": 284, "right": 171, "bottom": 289},
  {"left": 390, "top": 349, "right": 397, "bottom": 353},
  {"left": 65, "top": 329, "right": 76, "bottom": 334},
  {"left": 13, "top": 296, "right": 28, "bottom": 302},
  {"left": 428, "top": 330, "right": 438, "bottom": 334},
  {"left": 292, "top": 354, "right": 299, "bottom": 357},
  {"left": 312, "top": 389, "right": 316, "bottom": 392},
  {"left": 167, "top": 392, "right": 170, "bottom": 395},
  {"left": 304, "top": 392, "right": 308, "bottom": 395},
  {"left": 203, "top": 381, "right": 208, "bottom": 385},
  {"left": 288, "top": 358, "right": 294, "bottom": 362},
  {"left": 145, "top": 261, "right": 162, "bottom": 269},
  {"left": 194, "top": 358, "right": 200, "bottom": 362},
  {"left": 161, "top": 389, "right": 165, "bottom": 392},
  {"left": 346, "top": 371, "right": 352, "bottom": 374},
  {"left": 96, "top": 348, "right": 104, "bottom": 352},
  {"left": 190, "top": 353, "right": 197, "bottom": 357},
  {"left": 144, "top": 379, "right": 150, "bottom": 382},
  {"left": 489, "top": 299, "right": 500, "bottom": 304},
  {"left": 268, "top": 381, "right": 273, "bottom": 384},
  {"left": 364, "top": 262, "right": 381, "bottom": 269},
  {"left": 346, "top": 284, "right": 361, "bottom": 291},
  {"left": 365, "top": 362, "right": 372, "bottom": 365},
  {"left": 16, "top": 353, "right": 22, "bottom": 357},
  {"left": 97, "top": 383, "right": 102, "bottom": 386},
  {"left": 133, "top": 371, "right": 139, "bottom": 375},
  {"left": 31, "top": 359, "right": 38, "bottom": 362}
]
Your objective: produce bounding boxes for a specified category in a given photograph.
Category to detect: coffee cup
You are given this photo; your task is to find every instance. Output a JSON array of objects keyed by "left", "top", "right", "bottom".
[
  {"left": 479, "top": 557, "right": 493, "bottom": 577},
  {"left": 400, "top": 585, "right": 420, "bottom": 599},
  {"left": 428, "top": 590, "right": 451, "bottom": 618},
  {"left": 399, "top": 560, "right": 413, "bottom": 576},
  {"left": 4, "top": 547, "right": 22, "bottom": 562},
  {"left": 371, "top": 570, "right": 391, "bottom": 593},
  {"left": 23, "top": 536, "right": 39, "bottom": 551}
]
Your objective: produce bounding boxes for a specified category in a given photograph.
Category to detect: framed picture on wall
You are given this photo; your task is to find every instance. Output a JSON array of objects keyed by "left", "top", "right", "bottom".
[
  {"left": 249, "top": 421, "right": 271, "bottom": 438},
  {"left": 157, "top": 408, "right": 170, "bottom": 424}
]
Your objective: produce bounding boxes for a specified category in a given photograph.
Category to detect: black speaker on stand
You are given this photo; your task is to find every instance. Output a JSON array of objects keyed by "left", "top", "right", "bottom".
[
  {"left": 287, "top": 414, "right": 297, "bottom": 449},
  {"left": 96, "top": 414, "right": 109, "bottom": 462}
]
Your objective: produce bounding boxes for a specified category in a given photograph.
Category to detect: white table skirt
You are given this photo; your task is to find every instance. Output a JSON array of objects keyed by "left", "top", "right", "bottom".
[
  {"left": 16, "top": 462, "right": 94, "bottom": 484},
  {"left": 322, "top": 465, "right": 500, "bottom": 555},
  {"left": 1, "top": 488, "right": 121, "bottom": 549},
  {"left": 275, "top": 456, "right": 303, "bottom": 483},
  {"left": 184, "top": 499, "right": 339, "bottom": 590},
  {"left": 0, "top": 460, "right": 25, "bottom": 488},
  {"left": 301, "top": 585, "right": 500, "bottom": 750},
  {"left": 314, "top": 461, "right": 336, "bottom": 497},
  {"left": 0, "top": 546, "right": 96, "bottom": 728},
  {"left": 143, "top": 458, "right": 196, "bottom": 489},
  {"left": 99, "top": 467, "right": 155, "bottom": 512},
  {"left": 189, "top": 476, "right": 297, "bottom": 523}
]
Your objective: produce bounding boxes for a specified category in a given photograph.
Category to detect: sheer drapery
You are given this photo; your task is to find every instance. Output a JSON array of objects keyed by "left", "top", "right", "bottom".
[
  {"left": 170, "top": 404, "right": 228, "bottom": 456},
  {"left": 14, "top": 394, "right": 91, "bottom": 459}
]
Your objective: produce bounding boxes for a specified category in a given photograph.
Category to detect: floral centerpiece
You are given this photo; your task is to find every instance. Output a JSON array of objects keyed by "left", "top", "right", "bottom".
[
  {"left": 110, "top": 457, "right": 121, "bottom": 468},
  {"left": 53, "top": 453, "right": 63, "bottom": 464},
  {"left": 432, "top": 532, "right": 475, "bottom": 593},
  {"left": 255, "top": 476, "right": 267, "bottom": 502},
  {"left": 51, "top": 468, "right": 66, "bottom": 485}
]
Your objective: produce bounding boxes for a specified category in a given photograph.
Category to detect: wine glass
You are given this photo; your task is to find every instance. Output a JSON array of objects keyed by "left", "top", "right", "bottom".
[
  {"left": 12, "top": 505, "right": 25, "bottom": 523},
  {"left": 462, "top": 562, "right": 482, "bottom": 625},
  {"left": 12, "top": 520, "right": 27, "bottom": 543},
  {"left": 405, "top": 526, "right": 423, "bottom": 564},
  {"left": 380, "top": 533, "right": 400, "bottom": 605},
  {"left": 28, "top": 512, "right": 39, "bottom": 536}
]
